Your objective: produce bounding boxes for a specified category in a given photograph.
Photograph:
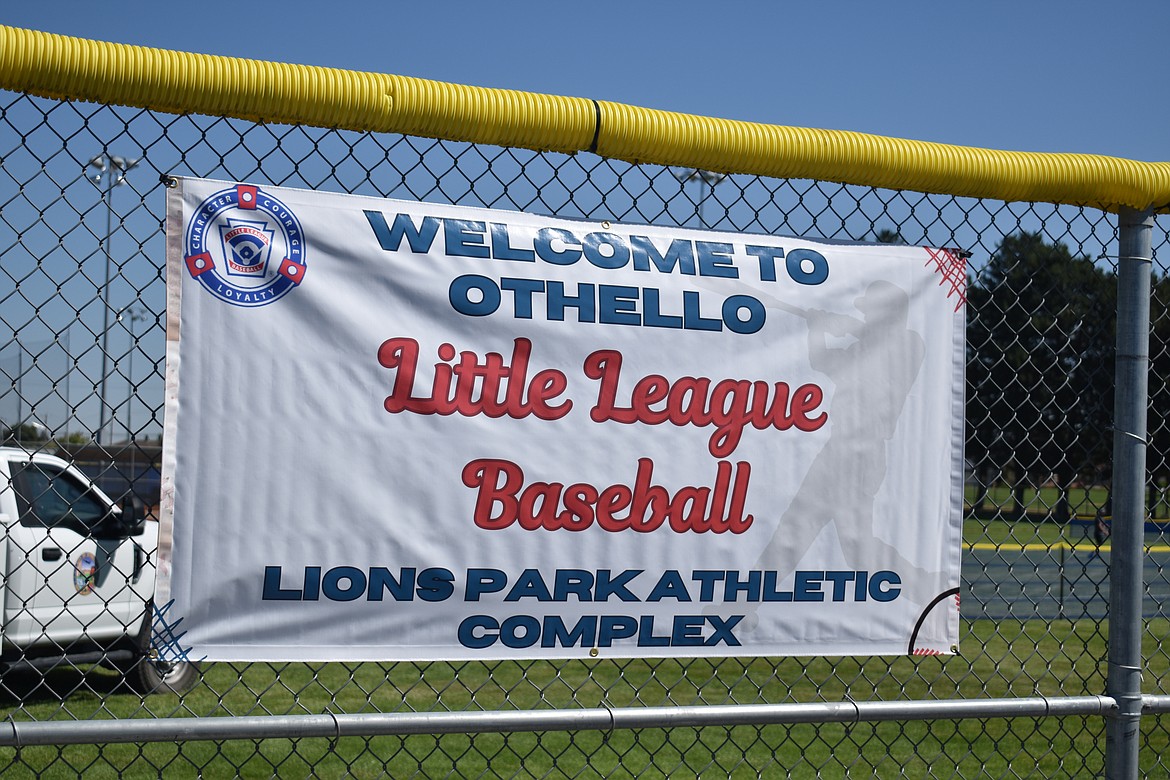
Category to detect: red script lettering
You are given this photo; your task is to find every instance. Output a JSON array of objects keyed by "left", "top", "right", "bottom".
[{"left": 583, "top": 349, "right": 826, "bottom": 457}]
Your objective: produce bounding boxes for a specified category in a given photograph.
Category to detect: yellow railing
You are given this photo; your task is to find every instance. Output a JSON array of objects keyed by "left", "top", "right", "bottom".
[{"left": 2, "top": 24, "right": 1168, "bottom": 213}]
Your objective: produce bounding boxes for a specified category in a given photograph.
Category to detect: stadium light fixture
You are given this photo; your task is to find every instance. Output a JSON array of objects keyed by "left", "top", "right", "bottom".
[{"left": 87, "top": 153, "right": 140, "bottom": 446}]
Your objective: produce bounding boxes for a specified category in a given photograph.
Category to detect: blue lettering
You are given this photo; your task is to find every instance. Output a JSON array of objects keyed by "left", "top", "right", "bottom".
[
  {"left": 418, "top": 568, "right": 456, "bottom": 602},
  {"left": 642, "top": 288, "right": 684, "bottom": 329},
  {"left": 490, "top": 223, "right": 535, "bottom": 262},
  {"left": 630, "top": 236, "right": 696, "bottom": 275},
  {"left": 582, "top": 232, "right": 630, "bottom": 270},
  {"left": 456, "top": 612, "right": 745, "bottom": 649},
  {"left": 304, "top": 566, "right": 321, "bottom": 601},
  {"left": 822, "top": 571, "right": 854, "bottom": 603},
  {"left": 646, "top": 570, "right": 692, "bottom": 602},
  {"left": 594, "top": 570, "right": 642, "bottom": 601},
  {"left": 542, "top": 615, "right": 597, "bottom": 647},
  {"left": 364, "top": 211, "right": 440, "bottom": 253},
  {"left": 534, "top": 227, "right": 582, "bottom": 265},
  {"left": 547, "top": 281, "right": 596, "bottom": 322},
  {"left": 638, "top": 616, "right": 671, "bottom": 647},
  {"left": 723, "top": 295, "right": 766, "bottom": 335},
  {"left": 500, "top": 615, "right": 542, "bottom": 648},
  {"left": 599, "top": 284, "right": 640, "bottom": 325},
  {"left": 458, "top": 615, "right": 496, "bottom": 649},
  {"left": 696, "top": 241, "right": 737, "bottom": 278},
  {"left": 682, "top": 291, "right": 721, "bottom": 331},
  {"left": 670, "top": 615, "right": 705, "bottom": 646},
  {"left": 598, "top": 615, "right": 638, "bottom": 646},
  {"left": 465, "top": 569, "right": 508, "bottom": 601},
  {"left": 746, "top": 245, "right": 783, "bottom": 282},
  {"left": 786, "top": 248, "right": 829, "bottom": 285},
  {"left": 505, "top": 569, "right": 554, "bottom": 601},
  {"left": 444, "top": 219, "right": 490, "bottom": 258},
  {"left": 762, "top": 571, "right": 793, "bottom": 602},
  {"left": 705, "top": 615, "right": 742, "bottom": 646},
  {"left": 722, "top": 570, "right": 761, "bottom": 601},
  {"left": 449, "top": 275, "right": 501, "bottom": 316},
  {"left": 869, "top": 571, "right": 901, "bottom": 602},
  {"left": 367, "top": 567, "right": 414, "bottom": 601},
  {"left": 322, "top": 566, "right": 366, "bottom": 601},
  {"left": 794, "top": 571, "right": 824, "bottom": 602},
  {"left": 500, "top": 277, "right": 544, "bottom": 318},
  {"left": 692, "top": 570, "right": 723, "bottom": 601},
  {"left": 261, "top": 566, "right": 300, "bottom": 601},
  {"left": 553, "top": 570, "right": 595, "bottom": 601}
]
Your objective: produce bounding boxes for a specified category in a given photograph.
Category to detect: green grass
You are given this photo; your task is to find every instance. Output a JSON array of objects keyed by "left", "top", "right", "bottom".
[
  {"left": 966, "top": 483, "right": 1106, "bottom": 516},
  {"left": 966, "top": 482, "right": 1170, "bottom": 521},
  {"left": 1, "top": 619, "right": 1168, "bottom": 777},
  {"left": 963, "top": 517, "right": 1170, "bottom": 553},
  {"left": 1, "top": 510, "right": 1166, "bottom": 776},
  {"left": 965, "top": 516, "right": 1077, "bottom": 547}
]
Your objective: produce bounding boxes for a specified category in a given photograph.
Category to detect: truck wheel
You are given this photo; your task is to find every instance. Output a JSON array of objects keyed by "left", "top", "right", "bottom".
[{"left": 130, "top": 653, "right": 200, "bottom": 694}]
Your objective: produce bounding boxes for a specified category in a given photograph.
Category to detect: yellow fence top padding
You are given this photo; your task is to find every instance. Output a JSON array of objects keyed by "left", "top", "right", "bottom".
[{"left": 3, "top": 24, "right": 1169, "bottom": 214}]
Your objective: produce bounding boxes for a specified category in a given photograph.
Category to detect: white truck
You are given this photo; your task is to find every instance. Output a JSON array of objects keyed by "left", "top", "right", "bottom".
[{"left": 0, "top": 446, "right": 197, "bottom": 693}]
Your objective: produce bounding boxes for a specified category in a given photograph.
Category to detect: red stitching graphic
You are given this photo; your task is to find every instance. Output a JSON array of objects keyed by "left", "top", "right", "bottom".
[{"left": 924, "top": 247, "right": 967, "bottom": 312}]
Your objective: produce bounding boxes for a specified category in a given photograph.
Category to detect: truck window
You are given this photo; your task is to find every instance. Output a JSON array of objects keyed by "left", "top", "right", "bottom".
[{"left": 9, "top": 461, "right": 108, "bottom": 532}]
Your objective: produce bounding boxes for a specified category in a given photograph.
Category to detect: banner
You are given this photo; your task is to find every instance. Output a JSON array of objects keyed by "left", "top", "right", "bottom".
[{"left": 160, "top": 178, "right": 965, "bottom": 661}]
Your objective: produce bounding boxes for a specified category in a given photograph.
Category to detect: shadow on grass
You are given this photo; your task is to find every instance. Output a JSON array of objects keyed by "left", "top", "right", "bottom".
[{"left": 0, "top": 663, "right": 135, "bottom": 708}]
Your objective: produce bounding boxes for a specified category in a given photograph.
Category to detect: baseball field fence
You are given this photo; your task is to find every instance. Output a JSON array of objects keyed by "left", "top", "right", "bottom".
[{"left": 2, "top": 24, "right": 1170, "bottom": 778}]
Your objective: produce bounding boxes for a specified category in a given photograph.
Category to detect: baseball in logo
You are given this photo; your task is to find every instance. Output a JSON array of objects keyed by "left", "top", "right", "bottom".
[{"left": 184, "top": 184, "right": 306, "bottom": 307}]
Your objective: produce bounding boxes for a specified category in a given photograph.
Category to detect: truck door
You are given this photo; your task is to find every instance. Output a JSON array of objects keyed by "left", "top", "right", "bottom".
[{"left": 4, "top": 457, "right": 145, "bottom": 649}]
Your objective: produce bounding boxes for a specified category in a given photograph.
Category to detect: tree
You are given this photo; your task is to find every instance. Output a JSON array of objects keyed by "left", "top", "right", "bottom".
[
  {"left": 1146, "top": 273, "right": 1170, "bottom": 513},
  {"left": 0, "top": 421, "right": 50, "bottom": 446},
  {"left": 966, "top": 232, "right": 1115, "bottom": 520},
  {"left": 873, "top": 228, "right": 905, "bottom": 244}
]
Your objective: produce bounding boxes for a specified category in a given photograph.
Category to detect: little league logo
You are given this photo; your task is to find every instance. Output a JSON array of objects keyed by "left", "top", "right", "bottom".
[
  {"left": 184, "top": 184, "right": 306, "bottom": 307},
  {"left": 221, "top": 219, "right": 275, "bottom": 277},
  {"left": 74, "top": 552, "right": 97, "bottom": 595}
]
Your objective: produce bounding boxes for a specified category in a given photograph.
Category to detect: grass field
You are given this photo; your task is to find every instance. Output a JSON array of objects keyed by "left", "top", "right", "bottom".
[
  {"left": 963, "top": 516, "right": 1170, "bottom": 550},
  {"left": 1, "top": 519, "right": 1167, "bottom": 776},
  {"left": 0, "top": 617, "right": 1167, "bottom": 777},
  {"left": 966, "top": 482, "right": 1170, "bottom": 522}
]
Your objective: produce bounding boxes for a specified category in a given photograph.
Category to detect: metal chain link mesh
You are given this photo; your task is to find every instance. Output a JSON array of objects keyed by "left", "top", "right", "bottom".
[{"left": 1, "top": 94, "right": 1167, "bottom": 777}]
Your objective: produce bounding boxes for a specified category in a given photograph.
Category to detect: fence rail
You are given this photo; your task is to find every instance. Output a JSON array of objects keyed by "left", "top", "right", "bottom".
[
  {"left": 0, "top": 697, "right": 1125, "bottom": 747},
  {"left": 1, "top": 22, "right": 1168, "bottom": 778}
]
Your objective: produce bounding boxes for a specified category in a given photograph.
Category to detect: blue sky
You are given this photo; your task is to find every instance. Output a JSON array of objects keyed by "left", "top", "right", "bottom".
[
  {"left": 5, "top": 1, "right": 1169, "bottom": 162},
  {"left": 3, "top": 3, "right": 1163, "bottom": 441}
]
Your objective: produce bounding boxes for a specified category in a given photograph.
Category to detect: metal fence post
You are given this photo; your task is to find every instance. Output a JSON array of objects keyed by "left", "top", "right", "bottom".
[{"left": 1106, "top": 206, "right": 1154, "bottom": 778}]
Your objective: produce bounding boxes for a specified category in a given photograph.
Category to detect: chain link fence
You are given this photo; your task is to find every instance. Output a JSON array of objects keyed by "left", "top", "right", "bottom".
[{"left": 1, "top": 72, "right": 1168, "bottom": 775}]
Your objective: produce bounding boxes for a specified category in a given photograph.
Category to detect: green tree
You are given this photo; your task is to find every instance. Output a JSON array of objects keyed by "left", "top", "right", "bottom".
[
  {"left": 0, "top": 421, "right": 51, "bottom": 446},
  {"left": 1146, "top": 273, "right": 1170, "bottom": 515},
  {"left": 872, "top": 228, "right": 905, "bottom": 244},
  {"left": 966, "top": 232, "right": 1115, "bottom": 520}
]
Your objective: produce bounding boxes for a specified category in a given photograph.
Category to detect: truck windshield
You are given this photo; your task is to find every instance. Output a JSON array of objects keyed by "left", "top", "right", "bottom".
[{"left": 9, "top": 461, "right": 108, "bottom": 532}]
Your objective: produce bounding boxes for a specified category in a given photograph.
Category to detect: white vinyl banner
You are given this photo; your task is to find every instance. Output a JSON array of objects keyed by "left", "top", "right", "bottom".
[{"left": 160, "top": 177, "right": 965, "bottom": 662}]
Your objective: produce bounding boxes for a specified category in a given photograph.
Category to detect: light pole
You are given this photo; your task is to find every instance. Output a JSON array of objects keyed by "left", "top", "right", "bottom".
[
  {"left": 672, "top": 169, "right": 726, "bottom": 228},
  {"left": 121, "top": 306, "right": 146, "bottom": 441},
  {"left": 87, "top": 153, "right": 139, "bottom": 445}
]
